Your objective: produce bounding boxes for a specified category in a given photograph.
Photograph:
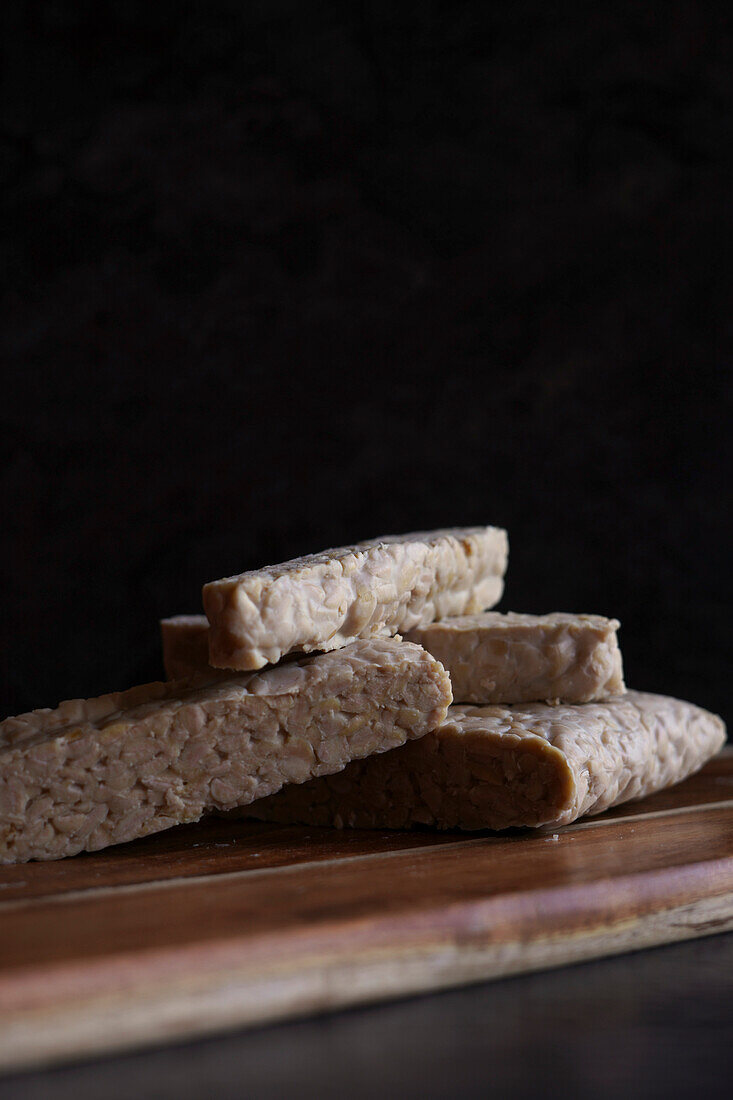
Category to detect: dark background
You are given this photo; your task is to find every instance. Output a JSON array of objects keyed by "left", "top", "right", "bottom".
[{"left": 1, "top": 2, "right": 731, "bottom": 724}]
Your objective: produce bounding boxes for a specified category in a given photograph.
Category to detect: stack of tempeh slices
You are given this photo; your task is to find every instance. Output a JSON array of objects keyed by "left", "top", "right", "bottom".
[{"left": 0, "top": 527, "right": 725, "bottom": 863}]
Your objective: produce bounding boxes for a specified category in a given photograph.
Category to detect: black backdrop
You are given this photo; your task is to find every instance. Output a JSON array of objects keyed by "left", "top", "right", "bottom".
[{"left": 2, "top": 3, "right": 731, "bottom": 726}]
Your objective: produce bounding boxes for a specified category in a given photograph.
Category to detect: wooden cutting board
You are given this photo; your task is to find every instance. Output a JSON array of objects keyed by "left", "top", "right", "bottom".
[{"left": 0, "top": 747, "right": 731, "bottom": 1073}]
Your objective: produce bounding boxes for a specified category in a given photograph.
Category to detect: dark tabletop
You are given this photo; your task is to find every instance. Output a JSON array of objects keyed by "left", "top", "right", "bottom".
[{"left": 1, "top": 932, "right": 731, "bottom": 1100}]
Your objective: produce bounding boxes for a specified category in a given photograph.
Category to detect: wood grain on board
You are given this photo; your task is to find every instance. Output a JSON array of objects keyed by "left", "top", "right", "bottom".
[{"left": 0, "top": 748, "right": 731, "bottom": 1073}]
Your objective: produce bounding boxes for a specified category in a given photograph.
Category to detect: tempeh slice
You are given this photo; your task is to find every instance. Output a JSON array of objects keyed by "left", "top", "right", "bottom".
[
  {"left": 246, "top": 692, "right": 726, "bottom": 832},
  {"left": 0, "top": 639, "right": 451, "bottom": 863},
  {"left": 405, "top": 612, "right": 624, "bottom": 704},
  {"left": 161, "top": 611, "right": 624, "bottom": 706},
  {"left": 203, "top": 526, "right": 508, "bottom": 670}
]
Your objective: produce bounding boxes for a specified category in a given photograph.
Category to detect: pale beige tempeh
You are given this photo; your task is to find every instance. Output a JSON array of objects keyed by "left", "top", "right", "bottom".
[
  {"left": 247, "top": 692, "right": 726, "bottom": 832},
  {"left": 0, "top": 640, "right": 451, "bottom": 863},
  {"left": 405, "top": 612, "right": 624, "bottom": 704},
  {"left": 203, "top": 526, "right": 508, "bottom": 670},
  {"left": 161, "top": 611, "right": 624, "bottom": 707}
]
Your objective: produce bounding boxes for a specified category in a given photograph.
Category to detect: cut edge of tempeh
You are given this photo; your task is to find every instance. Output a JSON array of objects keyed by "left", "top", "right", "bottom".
[
  {"left": 203, "top": 526, "right": 508, "bottom": 670},
  {"left": 405, "top": 611, "right": 625, "bottom": 704},
  {"left": 160, "top": 610, "right": 625, "bottom": 707},
  {"left": 160, "top": 616, "right": 309, "bottom": 682},
  {"left": 0, "top": 639, "right": 452, "bottom": 864},
  {"left": 245, "top": 692, "right": 726, "bottom": 832}
]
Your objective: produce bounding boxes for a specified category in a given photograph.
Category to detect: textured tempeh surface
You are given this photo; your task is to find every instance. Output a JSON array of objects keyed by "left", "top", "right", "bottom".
[
  {"left": 247, "top": 692, "right": 726, "bottom": 831},
  {"left": 202, "top": 526, "right": 508, "bottom": 670},
  {"left": 405, "top": 611, "right": 624, "bottom": 704},
  {"left": 0, "top": 640, "right": 451, "bottom": 864}
]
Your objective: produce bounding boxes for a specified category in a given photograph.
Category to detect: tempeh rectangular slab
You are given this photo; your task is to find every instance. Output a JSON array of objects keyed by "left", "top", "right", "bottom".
[
  {"left": 405, "top": 611, "right": 624, "bottom": 704},
  {"left": 247, "top": 692, "right": 725, "bottom": 831},
  {"left": 202, "top": 526, "right": 508, "bottom": 670},
  {"left": 0, "top": 639, "right": 451, "bottom": 864}
]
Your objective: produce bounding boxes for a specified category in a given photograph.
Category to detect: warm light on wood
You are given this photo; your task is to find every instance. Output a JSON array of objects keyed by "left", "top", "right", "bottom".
[{"left": 0, "top": 749, "right": 731, "bottom": 1072}]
